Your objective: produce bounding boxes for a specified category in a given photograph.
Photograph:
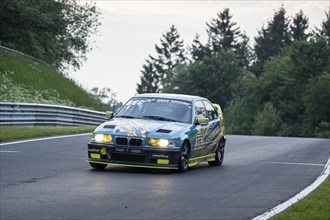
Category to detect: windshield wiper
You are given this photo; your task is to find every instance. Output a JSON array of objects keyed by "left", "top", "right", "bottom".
[
  {"left": 143, "top": 115, "right": 177, "bottom": 122},
  {"left": 116, "top": 115, "right": 136, "bottom": 119}
]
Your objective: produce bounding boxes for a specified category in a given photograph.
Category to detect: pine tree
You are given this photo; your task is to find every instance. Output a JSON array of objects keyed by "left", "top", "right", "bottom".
[
  {"left": 316, "top": 10, "right": 330, "bottom": 44},
  {"left": 201, "top": 8, "right": 251, "bottom": 68},
  {"left": 206, "top": 8, "right": 241, "bottom": 52},
  {"left": 189, "top": 33, "right": 209, "bottom": 61},
  {"left": 291, "top": 10, "right": 309, "bottom": 41},
  {"left": 136, "top": 25, "right": 185, "bottom": 93},
  {"left": 235, "top": 32, "right": 252, "bottom": 69},
  {"left": 136, "top": 59, "right": 159, "bottom": 93},
  {"left": 253, "top": 6, "right": 291, "bottom": 76}
]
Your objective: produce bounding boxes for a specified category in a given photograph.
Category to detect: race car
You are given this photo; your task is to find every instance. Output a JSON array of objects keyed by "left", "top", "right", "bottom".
[{"left": 86, "top": 93, "right": 226, "bottom": 172}]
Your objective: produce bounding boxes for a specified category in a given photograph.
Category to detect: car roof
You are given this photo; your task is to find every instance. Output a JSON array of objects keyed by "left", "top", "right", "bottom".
[{"left": 133, "top": 93, "right": 204, "bottom": 102}]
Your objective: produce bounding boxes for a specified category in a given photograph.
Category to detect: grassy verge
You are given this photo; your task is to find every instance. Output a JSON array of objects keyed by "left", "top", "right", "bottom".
[
  {"left": 272, "top": 176, "right": 330, "bottom": 220},
  {"left": 0, "top": 49, "right": 106, "bottom": 111},
  {"left": 0, "top": 126, "right": 96, "bottom": 142}
]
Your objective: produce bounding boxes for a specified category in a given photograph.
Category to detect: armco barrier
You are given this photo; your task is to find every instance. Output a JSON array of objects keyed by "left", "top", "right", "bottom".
[{"left": 0, "top": 102, "right": 106, "bottom": 126}]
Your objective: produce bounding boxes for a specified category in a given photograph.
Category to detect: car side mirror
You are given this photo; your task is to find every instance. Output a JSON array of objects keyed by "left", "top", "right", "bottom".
[
  {"left": 105, "top": 111, "right": 113, "bottom": 120},
  {"left": 195, "top": 117, "right": 209, "bottom": 126}
]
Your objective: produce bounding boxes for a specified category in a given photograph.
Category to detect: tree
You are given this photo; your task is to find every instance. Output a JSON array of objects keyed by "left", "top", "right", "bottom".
[
  {"left": 91, "top": 87, "right": 122, "bottom": 111},
  {"left": 225, "top": 70, "right": 262, "bottom": 135},
  {"left": 188, "top": 33, "right": 209, "bottom": 61},
  {"left": 192, "top": 8, "right": 251, "bottom": 68},
  {"left": 316, "top": 10, "right": 330, "bottom": 44},
  {"left": 252, "top": 102, "right": 281, "bottom": 136},
  {"left": 253, "top": 6, "right": 291, "bottom": 76},
  {"left": 137, "top": 25, "right": 185, "bottom": 93},
  {"left": 136, "top": 59, "right": 159, "bottom": 93},
  {"left": 206, "top": 8, "right": 241, "bottom": 52},
  {"left": 0, "top": 0, "right": 101, "bottom": 71},
  {"left": 301, "top": 73, "right": 330, "bottom": 137},
  {"left": 163, "top": 50, "right": 243, "bottom": 109},
  {"left": 290, "top": 10, "right": 309, "bottom": 41},
  {"left": 260, "top": 38, "right": 329, "bottom": 136}
]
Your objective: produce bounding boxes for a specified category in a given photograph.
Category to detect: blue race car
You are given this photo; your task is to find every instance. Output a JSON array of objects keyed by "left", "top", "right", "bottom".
[{"left": 86, "top": 93, "right": 226, "bottom": 172}]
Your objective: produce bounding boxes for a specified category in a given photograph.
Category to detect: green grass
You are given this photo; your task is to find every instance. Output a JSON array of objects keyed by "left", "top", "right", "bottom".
[
  {"left": 272, "top": 177, "right": 330, "bottom": 220},
  {"left": 0, "top": 48, "right": 106, "bottom": 111},
  {"left": 0, "top": 126, "right": 96, "bottom": 142}
]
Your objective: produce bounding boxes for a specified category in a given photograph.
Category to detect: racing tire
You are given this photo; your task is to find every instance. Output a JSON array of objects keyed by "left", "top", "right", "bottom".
[
  {"left": 90, "top": 162, "right": 107, "bottom": 170},
  {"left": 178, "top": 142, "right": 189, "bottom": 173},
  {"left": 208, "top": 139, "right": 225, "bottom": 166}
]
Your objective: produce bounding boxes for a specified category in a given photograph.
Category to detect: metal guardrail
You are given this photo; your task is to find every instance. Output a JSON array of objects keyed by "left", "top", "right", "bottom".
[
  {"left": 0, "top": 45, "right": 53, "bottom": 68},
  {"left": 0, "top": 102, "right": 106, "bottom": 126}
]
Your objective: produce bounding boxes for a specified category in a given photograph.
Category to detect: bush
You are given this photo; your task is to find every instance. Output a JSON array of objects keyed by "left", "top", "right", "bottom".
[{"left": 252, "top": 102, "right": 281, "bottom": 136}]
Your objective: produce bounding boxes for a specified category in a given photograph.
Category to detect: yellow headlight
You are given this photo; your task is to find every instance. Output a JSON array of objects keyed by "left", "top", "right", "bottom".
[
  {"left": 149, "top": 138, "right": 169, "bottom": 148},
  {"left": 94, "top": 134, "right": 112, "bottom": 143}
]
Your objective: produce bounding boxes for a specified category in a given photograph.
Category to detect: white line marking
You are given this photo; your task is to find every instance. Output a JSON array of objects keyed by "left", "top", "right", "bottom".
[
  {"left": 0, "top": 150, "right": 19, "bottom": 153},
  {"left": 0, "top": 133, "right": 92, "bottom": 146},
  {"left": 253, "top": 157, "right": 330, "bottom": 220},
  {"left": 269, "top": 161, "right": 326, "bottom": 166}
]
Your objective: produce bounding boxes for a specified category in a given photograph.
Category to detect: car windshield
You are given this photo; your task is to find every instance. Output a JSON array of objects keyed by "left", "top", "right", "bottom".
[{"left": 115, "top": 97, "right": 192, "bottom": 124}]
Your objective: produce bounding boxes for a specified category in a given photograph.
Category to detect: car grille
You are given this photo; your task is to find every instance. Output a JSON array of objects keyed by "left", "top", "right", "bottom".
[
  {"left": 129, "top": 138, "right": 142, "bottom": 146},
  {"left": 116, "top": 137, "right": 143, "bottom": 147},
  {"left": 111, "top": 153, "right": 145, "bottom": 163},
  {"left": 116, "top": 137, "right": 128, "bottom": 145}
]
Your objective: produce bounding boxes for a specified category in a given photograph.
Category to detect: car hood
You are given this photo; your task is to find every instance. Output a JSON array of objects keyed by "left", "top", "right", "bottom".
[{"left": 95, "top": 118, "right": 189, "bottom": 138}]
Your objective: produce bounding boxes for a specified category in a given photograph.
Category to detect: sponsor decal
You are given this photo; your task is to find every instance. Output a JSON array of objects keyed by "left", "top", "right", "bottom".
[
  {"left": 151, "top": 154, "right": 169, "bottom": 159},
  {"left": 196, "top": 121, "right": 222, "bottom": 151},
  {"left": 88, "top": 148, "right": 100, "bottom": 153},
  {"left": 113, "top": 119, "right": 156, "bottom": 137}
]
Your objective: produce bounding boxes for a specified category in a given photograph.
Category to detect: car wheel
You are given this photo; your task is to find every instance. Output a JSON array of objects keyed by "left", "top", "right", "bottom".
[
  {"left": 178, "top": 142, "right": 189, "bottom": 173},
  {"left": 208, "top": 139, "right": 225, "bottom": 166},
  {"left": 90, "top": 162, "right": 107, "bottom": 170}
]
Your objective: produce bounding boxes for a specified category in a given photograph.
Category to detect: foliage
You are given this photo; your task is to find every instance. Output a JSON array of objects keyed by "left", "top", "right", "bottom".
[
  {"left": 138, "top": 7, "right": 329, "bottom": 138},
  {"left": 0, "top": 70, "right": 75, "bottom": 106},
  {"left": 252, "top": 102, "right": 281, "bottom": 136},
  {"left": 253, "top": 6, "right": 291, "bottom": 76},
  {"left": 163, "top": 50, "right": 243, "bottom": 109},
  {"left": 301, "top": 73, "right": 330, "bottom": 137},
  {"left": 315, "top": 10, "right": 330, "bottom": 43},
  {"left": 189, "top": 8, "right": 251, "bottom": 68},
  {"left": 137, "top": 25, "right": 185, "bottom": 93},
  {"left": 0, "top": 49, "right": 106, "bottom": 111},
  {"left": 291, "top": 10, "right": 309, "bottom": 41},
  {"left": 260, "top": 38, "right": 329, "bottom": 137},
  {"left": 0, "top": 126, "right": 95, "bottom": 142},
  {"left": 225, "top": 72, "right": 261, "bottom": 135},
  {"left": 0, "top": 0, "right": 101, "bottom": 71},
  {"left": 91, "top": 87, "right": 123, "bottom": 111},
  {"left": 206, "top": 8, "right": 241, "bottom": 52},
  {"left": 189, "top": 34, "right": 209, "bottom": 61}
]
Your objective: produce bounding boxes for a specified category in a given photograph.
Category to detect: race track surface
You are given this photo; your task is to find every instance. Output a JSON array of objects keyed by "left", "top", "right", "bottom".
[{"left": 0, "top": 135, "right": 329, "bottom": 220}]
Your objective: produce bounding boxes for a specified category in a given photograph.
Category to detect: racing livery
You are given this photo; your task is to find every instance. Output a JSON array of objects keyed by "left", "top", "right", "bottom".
[{"left": 86, "top": 93, "right": 226, "bottom": 172}]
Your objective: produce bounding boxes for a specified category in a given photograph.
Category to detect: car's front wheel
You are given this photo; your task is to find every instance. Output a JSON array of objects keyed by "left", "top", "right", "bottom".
[
  {"left": 208, "top": 139, "right": 225, "bottom": 166},
  {"left": 89, "top": 162, "right": 107, "bottom": 170},
  {"left": 178, "top": 142, "right": 189, "bottom": 173}
]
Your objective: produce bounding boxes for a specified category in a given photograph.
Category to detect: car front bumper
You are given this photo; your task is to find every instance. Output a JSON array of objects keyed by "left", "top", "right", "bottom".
[{"left": 86, "top": 143, "right": 181, "bottom": 169}]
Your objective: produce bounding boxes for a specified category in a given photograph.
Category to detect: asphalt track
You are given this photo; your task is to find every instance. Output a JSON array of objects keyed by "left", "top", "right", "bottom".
[{"left": 0, "top": 134, "right": 329, "bottom": 220}]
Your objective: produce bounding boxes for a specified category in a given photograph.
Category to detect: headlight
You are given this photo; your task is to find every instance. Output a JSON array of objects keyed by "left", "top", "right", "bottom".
[
  {"left": 148, "top": 138, "right": 175, "bottom": 148},
  {"left": 94, "top": 134, "right": 112, "bottom": 143}
]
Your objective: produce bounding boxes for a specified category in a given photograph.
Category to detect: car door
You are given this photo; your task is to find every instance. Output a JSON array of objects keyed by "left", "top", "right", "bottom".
[
  {"left": 202, "top": 100, "right": 221, "bottom": 155},
  {"left": 193, "top": 100, "right": 210, "bottom": 157}
]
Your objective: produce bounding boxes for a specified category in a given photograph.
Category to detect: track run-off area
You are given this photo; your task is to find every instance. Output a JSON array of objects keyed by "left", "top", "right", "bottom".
[{"left": 0, "top": 134, "right": 329, "bottom": 220}]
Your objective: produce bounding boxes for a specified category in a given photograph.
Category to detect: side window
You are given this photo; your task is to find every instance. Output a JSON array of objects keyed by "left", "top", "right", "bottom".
[
  {"left": 195, "top": 101, "right": 207, "bottom": 118},
  {"left": 203, "top": 101, "right": 218, "bottom": 121}
]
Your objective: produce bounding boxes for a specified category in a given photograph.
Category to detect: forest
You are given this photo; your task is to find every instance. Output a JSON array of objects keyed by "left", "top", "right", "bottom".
[{"left": 137, "top": 6, "right": 330, "bottom": 138}]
